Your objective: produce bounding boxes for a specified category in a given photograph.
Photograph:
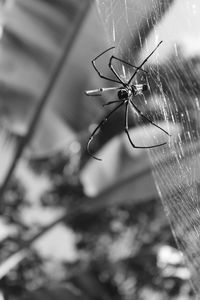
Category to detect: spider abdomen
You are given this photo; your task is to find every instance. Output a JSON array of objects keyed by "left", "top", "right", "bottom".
[{"left": 118, "top": 89, "right": 128, "bottom": 100}]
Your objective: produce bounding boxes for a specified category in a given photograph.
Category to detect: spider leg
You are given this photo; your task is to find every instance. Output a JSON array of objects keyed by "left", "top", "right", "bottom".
[
  {"left": 110, "top": 55, "right": 148, "bottom": 74},
  {"left": 87, "top": 102, "right": 124, "bottom": 161},
  {"left": 108, "top": 54, "right": 149, "bottom": 88},
  {"left": 124, "top": 101, "right": 145, "bottom": 149},
  {"left": 128, "top": 41, "right": 163, "bottom": 85},
  {"left": 130, "top": 100, "right": 170, "bottom": 136},
  {"left": 103, "top": 100, "right": 122, "bottom": 107},
  {"left": 109, "top": 56, "right": 126, "bottom": 86},
  {"left": 92, "top": 47, "right": 122, "bottom": 85},
  {"left": 125, "top": 101, "right": 167, "bottom": 149}
]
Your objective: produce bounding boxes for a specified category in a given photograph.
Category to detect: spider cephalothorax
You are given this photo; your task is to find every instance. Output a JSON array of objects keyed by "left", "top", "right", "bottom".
[
  {"left": 85, "top": 41, "right": 170, "bottom": 160},
  {"left": 118, "top": 88, "right": 131, "bottom": 100}
]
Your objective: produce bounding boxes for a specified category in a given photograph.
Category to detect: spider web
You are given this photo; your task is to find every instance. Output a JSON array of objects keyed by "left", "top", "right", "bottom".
[{"left": 96, "top": 0, "right": 200, "bottom": 294}]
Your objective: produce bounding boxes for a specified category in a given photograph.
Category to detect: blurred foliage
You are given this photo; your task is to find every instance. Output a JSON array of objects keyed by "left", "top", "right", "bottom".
[
  {"left": 0, "top": 179, "right": 48, "bottom": 299},
  {"left": 0, "top": 149, "right": 194, "bottom": 300},
  {"left": 67, "top": 198, "right": 193, "bottom": 299},
  {"left": 1, "top": 250, "right": 46, "bottom": 300},
  {"left": 1, "top": 179, "right": 27, "bottom": 223}
]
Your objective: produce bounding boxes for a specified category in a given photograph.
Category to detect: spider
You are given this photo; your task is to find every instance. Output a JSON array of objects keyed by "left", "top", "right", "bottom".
[{"left": 85, "top": 41, "right": 170, "bottom": 160}]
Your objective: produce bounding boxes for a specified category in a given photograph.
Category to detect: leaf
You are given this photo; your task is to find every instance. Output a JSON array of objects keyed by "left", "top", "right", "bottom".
[{"left": 0, "top": 0, "right": 92, "bottom": 145}]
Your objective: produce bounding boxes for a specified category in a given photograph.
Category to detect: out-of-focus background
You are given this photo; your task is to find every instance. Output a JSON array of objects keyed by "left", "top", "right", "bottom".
[{"left": 0, "top": 0, "right": 200, "bottom": 299}]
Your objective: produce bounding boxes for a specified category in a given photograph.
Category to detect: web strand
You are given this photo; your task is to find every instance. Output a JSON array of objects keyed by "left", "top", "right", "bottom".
[{"left": 96, "top": 0, "right": 200, "bottom": 294}]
